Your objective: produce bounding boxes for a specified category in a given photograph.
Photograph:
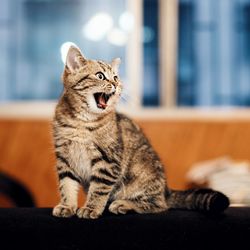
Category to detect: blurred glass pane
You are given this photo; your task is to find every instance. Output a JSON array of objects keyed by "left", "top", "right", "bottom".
[
  {"left": 1, "top": 0, "right": 127, "bottom": 101},
  {"left": 177, "top": 0, "right": 195, "bottom": 106},
  {"left": 178, "top": 0, "right": 250, "bottom": 107},
  {"left": 142, "top": 0, "right": 160, "bottom": 106}
]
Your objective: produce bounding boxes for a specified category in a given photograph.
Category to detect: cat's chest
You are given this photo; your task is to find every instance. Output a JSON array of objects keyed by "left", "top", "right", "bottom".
[{"left": 68, "top": 139, "right": 93, "bottom": 180}]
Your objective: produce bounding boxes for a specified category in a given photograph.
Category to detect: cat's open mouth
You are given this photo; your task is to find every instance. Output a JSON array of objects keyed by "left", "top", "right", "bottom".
[{"left": 94, "top": 92, "right": 115, "bottom": 109}]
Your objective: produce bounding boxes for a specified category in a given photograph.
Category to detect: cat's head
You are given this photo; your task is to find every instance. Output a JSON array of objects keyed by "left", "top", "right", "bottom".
[{"left": 61, "top": 45, "right": 122, "bottom": 118}]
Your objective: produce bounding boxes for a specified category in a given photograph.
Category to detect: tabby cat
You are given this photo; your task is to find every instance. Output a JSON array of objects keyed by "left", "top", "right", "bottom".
[{"left": 52, "top": 45, "right": 229, "bottom": 219}]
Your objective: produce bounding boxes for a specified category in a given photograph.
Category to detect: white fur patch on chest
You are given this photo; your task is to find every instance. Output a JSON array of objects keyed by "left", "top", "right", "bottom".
[{"left": 68, "top": 140, "right": 92, "bottom": 182}]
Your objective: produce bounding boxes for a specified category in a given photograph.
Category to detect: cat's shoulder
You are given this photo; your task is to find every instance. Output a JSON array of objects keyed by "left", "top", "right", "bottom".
[
  {"left": 115, "top": 112, "right": 141, "bottom": 132},
  {"left": 115, "top": 112, "right": 134, "bottom": 124}
]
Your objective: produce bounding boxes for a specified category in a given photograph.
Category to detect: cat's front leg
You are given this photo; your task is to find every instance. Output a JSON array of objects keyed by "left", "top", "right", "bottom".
[
  {"left": 53, "top": 156, "right": 81, "bottom": 217},
  {"left": 53, "top": 174, "right": 80, "bottom": 217},
  {"left": 77, "top": 161, "right": 120, "bottom": 219}
]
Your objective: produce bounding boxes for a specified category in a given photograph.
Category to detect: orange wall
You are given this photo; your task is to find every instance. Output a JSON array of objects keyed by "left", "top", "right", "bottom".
[{"left": 1, "top": 118, "right": 250, "bottom": 207}]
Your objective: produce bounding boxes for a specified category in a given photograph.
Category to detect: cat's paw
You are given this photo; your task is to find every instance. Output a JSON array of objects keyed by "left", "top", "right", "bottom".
[
  {"left": 52, "top": 204, "right": 77, "bottom": 218},
  {"left": 109, "top": 200, "right": 133, "bottom": 215},
  {"left": 77, "top": 206, "right": 102, "bottom": 219}
]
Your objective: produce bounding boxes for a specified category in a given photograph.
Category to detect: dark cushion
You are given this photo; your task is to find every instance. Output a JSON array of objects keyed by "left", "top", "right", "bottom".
[{"left": 0, "top": 207, "right": 249, "bottom": 249}]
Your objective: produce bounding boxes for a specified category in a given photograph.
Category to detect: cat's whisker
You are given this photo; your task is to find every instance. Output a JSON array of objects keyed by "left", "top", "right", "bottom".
[
  {"left": 121, "top": 90, "right": 141, "bottom": 104},
  {"left": 120, "top": 94, "right": 141, "bottom": 108}
]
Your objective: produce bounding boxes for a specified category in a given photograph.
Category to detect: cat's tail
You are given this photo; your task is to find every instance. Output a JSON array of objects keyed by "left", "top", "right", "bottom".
[{"left": 165, "top": 188, "right": 230, "bottom": 213}]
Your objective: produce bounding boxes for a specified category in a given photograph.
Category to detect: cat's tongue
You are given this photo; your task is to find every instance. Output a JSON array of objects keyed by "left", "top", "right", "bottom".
[{"left": 98, "top": 95, "right": 107, "bottom": 109}]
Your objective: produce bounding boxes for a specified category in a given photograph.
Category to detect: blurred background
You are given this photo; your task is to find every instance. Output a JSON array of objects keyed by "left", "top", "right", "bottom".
[
  {"left": 1, "top": 0, "right": 250, "bottom": 208},
  {"left": 1, "top": 0, "right": 250, "bottom": 106}
]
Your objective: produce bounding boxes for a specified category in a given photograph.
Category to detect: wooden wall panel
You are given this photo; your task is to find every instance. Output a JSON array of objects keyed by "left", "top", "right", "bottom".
[
  {"left": 137, "top": 120, "right": 250, "bottom": 190},
  {"left": 1, "top": 118, "right": 250, "bottom": 207},
  {"left": 0, "top": 119, "right": 57, "bottom": 207}
]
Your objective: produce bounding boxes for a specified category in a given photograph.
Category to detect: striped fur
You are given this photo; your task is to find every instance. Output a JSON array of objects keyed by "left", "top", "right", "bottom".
[{"left": 52, "top": 46, "right": 229, "bottom": 219}]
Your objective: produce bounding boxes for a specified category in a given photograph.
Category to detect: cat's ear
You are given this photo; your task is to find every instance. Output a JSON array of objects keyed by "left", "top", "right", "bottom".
[
  {"left": 65, "top": 46, "right": 87, "bottom": 72},
  {"left": 111, "top": 58, "right": 121, "bottom": 74}
]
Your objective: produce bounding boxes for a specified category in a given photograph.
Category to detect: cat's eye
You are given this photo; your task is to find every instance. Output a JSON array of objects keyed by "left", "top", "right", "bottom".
[
  {"left": 114, "top": 76, "right": 118, "bottom": 82},
  {"left": 96, "top": 72, "right": 106, "bottom": 80}
]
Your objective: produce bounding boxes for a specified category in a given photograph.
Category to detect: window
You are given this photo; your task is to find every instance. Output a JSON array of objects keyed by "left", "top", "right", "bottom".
[
  {"left": 0, "top": 0, "right": 127, "bottom": 101},
  {"left": 178, "top": 0, "right": 250, "bottom": 106},
  {"left": 1, "top": 0, "right": 250, "bottom": 109}
]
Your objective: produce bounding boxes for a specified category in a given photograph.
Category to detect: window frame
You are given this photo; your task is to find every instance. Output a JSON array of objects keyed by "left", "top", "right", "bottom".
[
  {"left": 127, "top": 0, "right": 250, "bottom": 112},
  {"left": 127, "top": 0, "right": 178, "bottom": 110}
]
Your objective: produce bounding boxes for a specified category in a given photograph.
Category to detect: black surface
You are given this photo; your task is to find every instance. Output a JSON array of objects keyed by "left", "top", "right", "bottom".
[{"left": 0, "top": 207, "right": 249, "bottom": 250}]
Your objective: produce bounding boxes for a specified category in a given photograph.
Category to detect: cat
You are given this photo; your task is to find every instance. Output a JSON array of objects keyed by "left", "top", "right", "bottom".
[{"left": 52, "top": 45, "right": 229, "bottom": 219}]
